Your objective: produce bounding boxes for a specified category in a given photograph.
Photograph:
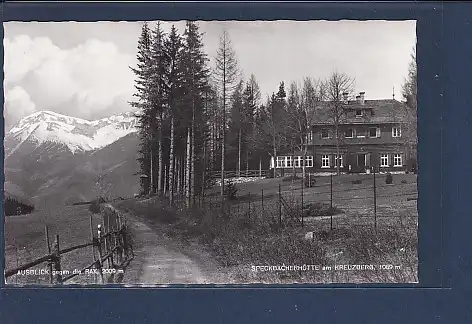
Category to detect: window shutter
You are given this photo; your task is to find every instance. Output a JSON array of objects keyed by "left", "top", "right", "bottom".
[
  {"left": 329, "top": 154, "right": 333, "bottom": 167},
  {"left": 402, "top": 153, "right": 406, "bottom": 166},
  {"left": 366, "top": 153, "right": 371, "bottom": 167},
  {"left": 389, "top": 153, "right": 394, "bottom": 167},
  {"left": 376, "top": 127, "right": 381, "bottom": 138}
]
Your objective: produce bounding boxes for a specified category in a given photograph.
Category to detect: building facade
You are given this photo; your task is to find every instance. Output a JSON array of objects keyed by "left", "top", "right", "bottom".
[{"left": 270, "top": 92, "right": 416, "bottom": 175}]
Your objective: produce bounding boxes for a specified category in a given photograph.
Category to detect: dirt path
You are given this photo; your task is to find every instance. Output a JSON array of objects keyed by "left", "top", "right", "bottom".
[{"left": 117, "top": 206, "right": 231, "bottom": 285}]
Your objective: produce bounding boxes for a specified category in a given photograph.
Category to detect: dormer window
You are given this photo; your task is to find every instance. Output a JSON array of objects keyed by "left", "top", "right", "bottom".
[
  {"left": 355, "top": 109, "right": 362, "bottom": 117},
  {"left": 321, "top": 128, "right": 330, "bottom": 139}
]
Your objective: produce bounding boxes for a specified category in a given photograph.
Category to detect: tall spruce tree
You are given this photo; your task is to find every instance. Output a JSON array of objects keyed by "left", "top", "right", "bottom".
[
  {"left": 130, "top": 22, "right": 153, "bottom": 194},
  {"left": 165, "top": 25, "right": 183, "bottom": 205},
  {"left": 149, "top": 22, "right": 171, "bottom": 195},
  {"left": 180, "top": 21, "right": 210, "bottom": 207}
]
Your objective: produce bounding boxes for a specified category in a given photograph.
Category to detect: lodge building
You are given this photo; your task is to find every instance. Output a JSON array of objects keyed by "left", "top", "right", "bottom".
[{"left": 270, "top": 91, "right": 416, "bottom": 175}]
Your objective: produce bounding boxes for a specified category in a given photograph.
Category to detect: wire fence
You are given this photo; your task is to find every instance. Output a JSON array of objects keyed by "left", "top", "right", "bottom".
[{"left": 193, "top": 171, "right": 418, "bottom": 232}]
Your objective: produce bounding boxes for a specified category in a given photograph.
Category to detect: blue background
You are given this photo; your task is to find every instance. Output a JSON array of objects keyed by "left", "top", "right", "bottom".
[{"left": 1, "top": 1, "right": 471, "bottom": 323}]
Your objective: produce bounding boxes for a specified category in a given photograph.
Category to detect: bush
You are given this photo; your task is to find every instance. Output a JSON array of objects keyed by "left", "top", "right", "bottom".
[
  {"left": 352, "top": 179, "right": 362, "bottom": 185},
  {"left": 224, "top": 181, "right": 238, "bottom": 200},
  {"left": 89, "top": 197, "right": 106, "bottom": 214},
  {"left": 386, "top": 172, "right": 393, "bottom": 184},
  {"left": 401, "top": 180, "right": 407, "bottom": 184}
]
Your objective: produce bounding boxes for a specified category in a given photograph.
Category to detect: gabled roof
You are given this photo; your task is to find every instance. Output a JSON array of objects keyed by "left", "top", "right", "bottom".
[{"left": 312, "top": 99, "right": 413, "bottom": 125}]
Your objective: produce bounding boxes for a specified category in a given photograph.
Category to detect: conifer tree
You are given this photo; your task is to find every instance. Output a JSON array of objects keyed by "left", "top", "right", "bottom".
[
  {"left": 130, "top": 22, "right": 153, "bottom": 194},
  {"left": 149, "top": 22, "right": 171, "bottom": 195},
  {"left": 165, "top": 25, "right": 183, "bottom": 205},
  {"left": 180, "top": 21, "right": 210, "bottom": 207}
]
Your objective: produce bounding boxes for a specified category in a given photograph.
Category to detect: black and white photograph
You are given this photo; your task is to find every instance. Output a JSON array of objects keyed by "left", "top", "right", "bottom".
[{"left": 3, "top": 20, "right": 418, "bottom": 285}]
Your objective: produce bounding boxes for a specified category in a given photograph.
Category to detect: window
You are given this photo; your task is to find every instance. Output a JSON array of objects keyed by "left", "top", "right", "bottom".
[
  {"left": 356, "top": 129, "right": 366, "bottom": 138},
  {"left": 286, "top": 156, "right": 293, "bottom": 168},
  {"left": 392, "top": 126, "right": 401, "bottom": 138},
  {"left": 305, "top": 156, "right": 314, "bottom": 168},
  {"left": 276, "top": 156, "right": 285, "bottom": 168},
  {"left": 369, "top": 127, "right": 379, "bottom": 138},
  {"left": 393, "top": 154, "right": 402, "bottom": 167},
  {"left": 321, "top": 155, "right": 330, "bottom": 168},
  {"left": 294, "top": 156, "right": 301, "bottom": 168},
  {"left": 380, "top": 154, "right": 389, "bottom": 167},
  {"left": 345, "top": 128, "right": 354, "bottom": 138},
  {"left": 334, "top": 155, "right": 343, "bottom": 168},
  {"left": 355, "top": 109, "right": 363, "bottom": 117},
  {"left": 321, "top": 129, "right": 330, "bottom": 139}
]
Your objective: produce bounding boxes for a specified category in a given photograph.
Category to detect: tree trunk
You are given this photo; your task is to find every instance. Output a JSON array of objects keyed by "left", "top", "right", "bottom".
[
  {"left": 158, "top": 112, "right": 163, "bottom": 195},
  {"left": 302, "top": 138, "right": 306, "bottom": 181},
  {"left": 272, "top": 133, "right": 277, "bottom": 178},
  {"left": 237, "top": 128, "right": 241, "bottom": 178},
  {"left": 292, "top": 145, "right": 296, "bottom": 177},
  {"left": 202, "top": 139, "right": 206, "bottom": 202},
  {"left": 246, "top": 150, "right": 249, "bottom": 177},
  {"left": 336, "top": 126, "right": 341, "bottom": 176},
  {"left": 185, "top": 128, "right": 191, "bottom": 208},
  {"left": 259, "top": 157, "right": 262, "bottom": 177},
  {"left": 169, "top": 117, "right": 175, "bottom": 205},
  {"left": 191, "top": 102, "right": 196, "bottom": 205},
  {"left": 176, "top": 156, "right": 180, "bottom": 196},
  {"left": 149, "top": 148, "right": 154, "bottom": 195},
  {"left": 221, "top": 106, "right": 226, "bottom": 204}
]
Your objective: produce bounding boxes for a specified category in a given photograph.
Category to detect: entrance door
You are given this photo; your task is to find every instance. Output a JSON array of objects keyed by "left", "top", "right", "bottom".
[{"left": 357, "top": 153, "right": 366, "bottom": 168}]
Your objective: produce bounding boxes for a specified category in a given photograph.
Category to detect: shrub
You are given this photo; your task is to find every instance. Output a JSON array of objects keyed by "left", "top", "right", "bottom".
[
  {"left": 386, "top": 173, "right": 393, "bottom": 184},
  {"left": 224, "top": 181, "right": 238, "bottom": 200},
  {"left": 89, "top": 197, "right": 106, "bottom": 214},
  {"left": 401, "top": 180, "right": 407, "bottom": 184},
  {"left": 352, "top": 179, "right": 362, "bottom": 185}
]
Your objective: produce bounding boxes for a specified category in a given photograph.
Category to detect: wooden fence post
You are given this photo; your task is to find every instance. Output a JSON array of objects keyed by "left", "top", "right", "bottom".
[
  {"left": 301, "top": 178, "right": 304, "bottom": 227},
  {"left": 44, "top": 225, "right": 53, "bottom": 284},
  {"left": 97, "top": 224, "right": 105, "bottom": 283},
  {"left": 330, "top": 174, "right": 334, "bottom": 231},
  {"left": 248, "top": 193, "right": 251, "bottom": 222},
  {"left": 261, "top": 189, "right": 264, "bottom": 216},
  {"left": 89, "top": 214, "right": 98, "bottom": 283},
  {"left": 102, "top": 214, "right": 110, "bottom": 268},
  {"left": 278, "top": 184, "right": 282, "bottom": 227},
  {"left": 53, "top": 234, "right": 62, "bottom": 284},
  {"left": 373, "top": 168, "right": 377, "bottom": 230}
]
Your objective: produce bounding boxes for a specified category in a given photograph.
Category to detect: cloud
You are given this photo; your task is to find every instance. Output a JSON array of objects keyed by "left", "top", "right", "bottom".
[
  {"left": 4, "top": 35, "right": 136, "bottom": 127},
  {"left": 4, "top": 86, "right": 36, "bottom": 129}
]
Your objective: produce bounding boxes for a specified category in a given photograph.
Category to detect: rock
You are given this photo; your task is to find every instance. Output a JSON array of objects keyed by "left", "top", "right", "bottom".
[{"left": 304, "top": 231, "right": 314, "bottom": 240}]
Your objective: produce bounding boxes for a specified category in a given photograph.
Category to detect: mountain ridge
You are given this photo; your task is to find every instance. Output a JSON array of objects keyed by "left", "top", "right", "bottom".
[
  {"left": 4, "top": 110, "right": 141, "bottom": 208},
  {"left": 6, "top": 110, "right": 139, "bottom": 156}
]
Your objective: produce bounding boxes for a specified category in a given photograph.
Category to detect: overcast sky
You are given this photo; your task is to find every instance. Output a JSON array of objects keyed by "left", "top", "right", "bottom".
[{"left": 4, "top": 20, "right": 416, "bottom": 129}]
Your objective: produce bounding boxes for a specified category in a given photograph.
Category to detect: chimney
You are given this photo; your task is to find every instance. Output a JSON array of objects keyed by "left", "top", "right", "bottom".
[
  {"left": 359, "top": 92, "right": 365, "bottom": 105},
  {"left": 342, "top": 91, "right": 349, "bottom": 103}
]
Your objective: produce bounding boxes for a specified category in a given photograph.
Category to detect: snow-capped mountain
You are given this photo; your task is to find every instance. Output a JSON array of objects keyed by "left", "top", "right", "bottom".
[
  {"left": 4, "top": 110, "right": 141, "bottom": 208},
  {"left": 5, "top": 110, "right": 138, "bottom": 157}
]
